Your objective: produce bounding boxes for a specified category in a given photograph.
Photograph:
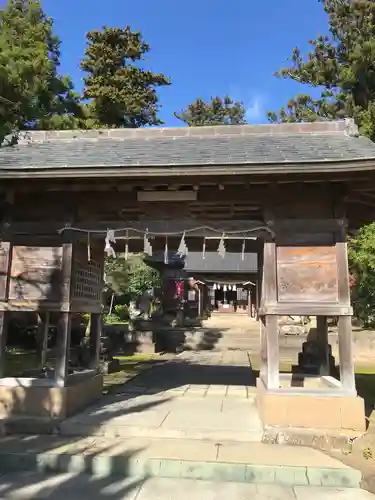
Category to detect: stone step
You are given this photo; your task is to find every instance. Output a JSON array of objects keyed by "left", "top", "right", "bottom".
[
  {"left": 0, "top": 473, "right": 371, "bottom": 500},
  {"left": 59, "top": 421, "right": 263, "bottom": 442},
  {"left": 0, "top": 435, "right": 361, "bottom": 489}
]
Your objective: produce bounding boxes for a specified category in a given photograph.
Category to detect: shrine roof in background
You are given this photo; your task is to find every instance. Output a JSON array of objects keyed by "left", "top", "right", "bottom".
[
  {"left": 0, "top": 119, "right": 375, "bottom": 178},
  {"left": 185, "top": 252, "right": 257, "bottom": 273}
]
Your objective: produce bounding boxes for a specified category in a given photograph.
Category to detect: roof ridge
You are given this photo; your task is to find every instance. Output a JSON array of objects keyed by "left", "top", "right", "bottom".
[{"left": 15, "top": 119, "right": 352, "bottom": 145}]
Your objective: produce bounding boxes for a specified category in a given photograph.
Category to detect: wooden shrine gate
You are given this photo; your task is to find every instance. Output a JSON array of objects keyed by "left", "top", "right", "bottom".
[{"left": 0, "top": 119, "right": 373, "bottom": 432}]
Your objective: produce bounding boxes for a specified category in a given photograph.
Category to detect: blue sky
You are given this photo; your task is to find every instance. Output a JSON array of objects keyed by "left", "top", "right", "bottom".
[{"left": 41, "top": 0, "right": 329, "bottom": 126}]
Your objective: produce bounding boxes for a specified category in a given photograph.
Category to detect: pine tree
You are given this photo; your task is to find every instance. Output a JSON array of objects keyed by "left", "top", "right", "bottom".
[
  {"left": 0, "top": 0, "right": 82, "bottom": 144},
  {"left": 80, "top": 26, "right": 170, "bottom": 128},
  {"left": 175, "top": 96, "right": 247, "bottom": 126},
  {"left": 268, "top": 0, "right": 375, "bottom": 139}
]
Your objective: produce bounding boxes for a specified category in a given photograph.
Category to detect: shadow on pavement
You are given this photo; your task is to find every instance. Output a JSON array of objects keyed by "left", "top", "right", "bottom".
[
  {"left": 119, "top": 356, "right": 257, "bottom": 393},
  {"left": 0, "top": 392, "right": 171, "bottom": 498}
]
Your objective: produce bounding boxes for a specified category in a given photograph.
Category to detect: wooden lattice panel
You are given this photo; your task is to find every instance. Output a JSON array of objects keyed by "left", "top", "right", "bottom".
[
  {"left": 277, "top": 246, "right": 338, "bottom": 302},
  {"left": 9, "top": 246, "right": 63, "bottom": 301},
  {"left": 73, "top": 260, "right": 102, "bottom": 301},
  {"left": 72, "top": 242, "right": 103, "bottom": 302}
]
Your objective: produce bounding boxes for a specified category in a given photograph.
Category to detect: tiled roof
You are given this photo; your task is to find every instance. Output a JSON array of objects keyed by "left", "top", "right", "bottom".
[
  {"left": 145, "top": 251, "right": 257, "bottom": 273},
  {"left": 0, "top": 119, "right": 375, "bottom": 171},
  {"left": 185, "top": 252, "right": 257, "bottom": 273}
]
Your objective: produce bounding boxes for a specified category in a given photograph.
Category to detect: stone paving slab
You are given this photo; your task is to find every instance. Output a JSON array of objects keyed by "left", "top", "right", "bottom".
[
  {"left": 294, "top": 486, "right": 375, "bottom": 499},
  {"left": 60, "top": 374, "right": 263, "bottom": 442},
  {"left": 0, "top": 473, "right": 372, "bottom": 500},
  {"left": 0, "top": 435, "right": 362, "bottom": 488}
]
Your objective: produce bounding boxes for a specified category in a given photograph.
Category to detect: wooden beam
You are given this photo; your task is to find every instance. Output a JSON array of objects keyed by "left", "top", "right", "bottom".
[{"left": 259, "top": 303, "right": 352, "bottom": 316}]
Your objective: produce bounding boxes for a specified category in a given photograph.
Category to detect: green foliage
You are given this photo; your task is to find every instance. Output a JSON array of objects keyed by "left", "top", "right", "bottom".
[
  {"left": 175, "top": 96, "right": 247, "bottom": 126},
  {"left": 349, "top": 223, "right": 375, "bottom": 272},
  {"left": 113, "top": 304, "right": 129, "bottom": 321},
  {"left": 349, "top": 222, "right": 375, "bottom": 327},
  {"left": 268, "top": 0, "right": 375, "bottom": 139},
  {"left": 0, "top": 0, "right": 83, "bottom": 144},
  {"left": 104, "top": 257, "right": 129, "bottom": 296},
  {"left": 104, "top": 254, "right": 161, "bottom": 300},
  {"left": 0, "top": 8, "right": 171, "bottom": 137},
  {"left": 80, "top": 26, "right": 170, "bottom": 128},
  {"left": 103, "top": 312, "right": 127, "bottom": 324}
]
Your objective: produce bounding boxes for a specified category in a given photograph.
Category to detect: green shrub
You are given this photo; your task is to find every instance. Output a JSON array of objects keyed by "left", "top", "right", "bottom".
[{"left": 114, "top": 304, "right": 129, "bottom": 321}]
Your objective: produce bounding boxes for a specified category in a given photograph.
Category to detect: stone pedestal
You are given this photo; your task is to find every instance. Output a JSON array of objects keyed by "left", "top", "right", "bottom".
[
  {"left": 132, "top": 320, "right": 156, "bottom": 354},
  {"left": 0, "top": 374, "right": 103, "bottom": 421},
  {"left": 296, "top": 340, "right": 336, "bottom": 376},
  {"left": 256, "top": 377, "right": 366, "bottom": 433}
]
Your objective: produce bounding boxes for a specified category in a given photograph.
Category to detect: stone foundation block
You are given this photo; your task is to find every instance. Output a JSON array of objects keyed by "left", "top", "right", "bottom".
[
  {"left": 256, "top": 377, "right": 366, "bottom": 432},
  {"left": 0, "top": 375, "right": 103, "bottom": 421}
]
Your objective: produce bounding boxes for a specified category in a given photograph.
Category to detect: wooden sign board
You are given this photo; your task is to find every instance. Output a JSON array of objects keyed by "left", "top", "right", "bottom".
[
  {"left": 9, "top": 246, "right": 63, "bottom": 301},
  {"left": 277, "top": 246, "right": 338, "bottom": 302}
]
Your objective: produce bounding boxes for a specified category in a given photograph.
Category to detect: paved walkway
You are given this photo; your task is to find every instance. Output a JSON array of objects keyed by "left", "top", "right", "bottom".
[
  {"left": 11, "top": 314, "right": 370, "bottom": 497},
  {"left": 61, "top": 350, "right": 263, "bottom": 441},
  {"left": 1, "top": 323, "right": 373, "bottom": 497},
  {"left": 0, "top": 473, "right": 373, "bottom": 499}
]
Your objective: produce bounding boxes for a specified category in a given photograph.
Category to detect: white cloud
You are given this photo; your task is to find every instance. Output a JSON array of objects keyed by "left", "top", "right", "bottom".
[
  {"left": 245, "top": 95, "right": 264, "bottom": 122},
  {"left": 229, "top": 85, "right": 267, "bottom": 123}
]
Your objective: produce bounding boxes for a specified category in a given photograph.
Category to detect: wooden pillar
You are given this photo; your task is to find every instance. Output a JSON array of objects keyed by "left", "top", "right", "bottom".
[
  {"left": 333, "top": 186, "right": 356, "bottom": 393},
  {"left": 338, "top": 316, "right": 355, "bottom": 392},
  {"left": 256, "top": 253, "right": 262, "bottom": 321},
  {"left": 88, "top": 313, "right": 101, "bottom": 370},
  {"left": 316, "top": 315, "right": 329, "bottom": 375},
  {"left": 260, "top": 315, "right": 267, "bottom": 380},
  {"left": 0, "top": 236, "right": 12, "bottom": 378},
  {"left": 337, "top": 237, "right": 355, "bottom": 392},
  {"left": 55, "top": 312, "right": 72, "bottom": 387},
  {"left": 54, "top": 235, "right": 74, "bottom": 386},
  {"left": 197, "top": 286, "right": 202, "bottom": 317},
  {"left": 261, "top": 240, "right": 279, "bottom": 389},
  {"left": 258, "top": 247, "right": 266, "bottom": 378},
  {"left": 0, "top": 313, "right": 8, "bottom": 377},
  {"left": 37, "top": 312, "right": 50, "bottom": 369}
]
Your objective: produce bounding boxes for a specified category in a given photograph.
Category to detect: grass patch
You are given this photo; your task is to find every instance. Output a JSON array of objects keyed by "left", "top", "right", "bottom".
[
  {"left": 4, "top": 350, "right": 39, "bottom": 377},
  {"left": 4, "top": 348, "right": 157, "bottom": 379},
  {"left": 103, "top": 354, "right": 160, "bottom": 395},
  {"left": 114, "top": 353, "right": 157, "bottom": 363}
]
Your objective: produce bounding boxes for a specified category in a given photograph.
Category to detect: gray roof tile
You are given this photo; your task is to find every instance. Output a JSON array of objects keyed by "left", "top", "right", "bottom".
[{"left": 1, "top": 119, "right": 375, "bottom": 170}]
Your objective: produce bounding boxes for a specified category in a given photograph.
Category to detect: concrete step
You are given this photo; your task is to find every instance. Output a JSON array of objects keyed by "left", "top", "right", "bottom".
[
  {"left": 59, "top": 421, "right": 263, "bottom": 442},
  {"left": 0, "top": 473, "right": 372, "bottom": 500},
  {"left": 0, "top": 435, "right": 362, "bottom": 489}
]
